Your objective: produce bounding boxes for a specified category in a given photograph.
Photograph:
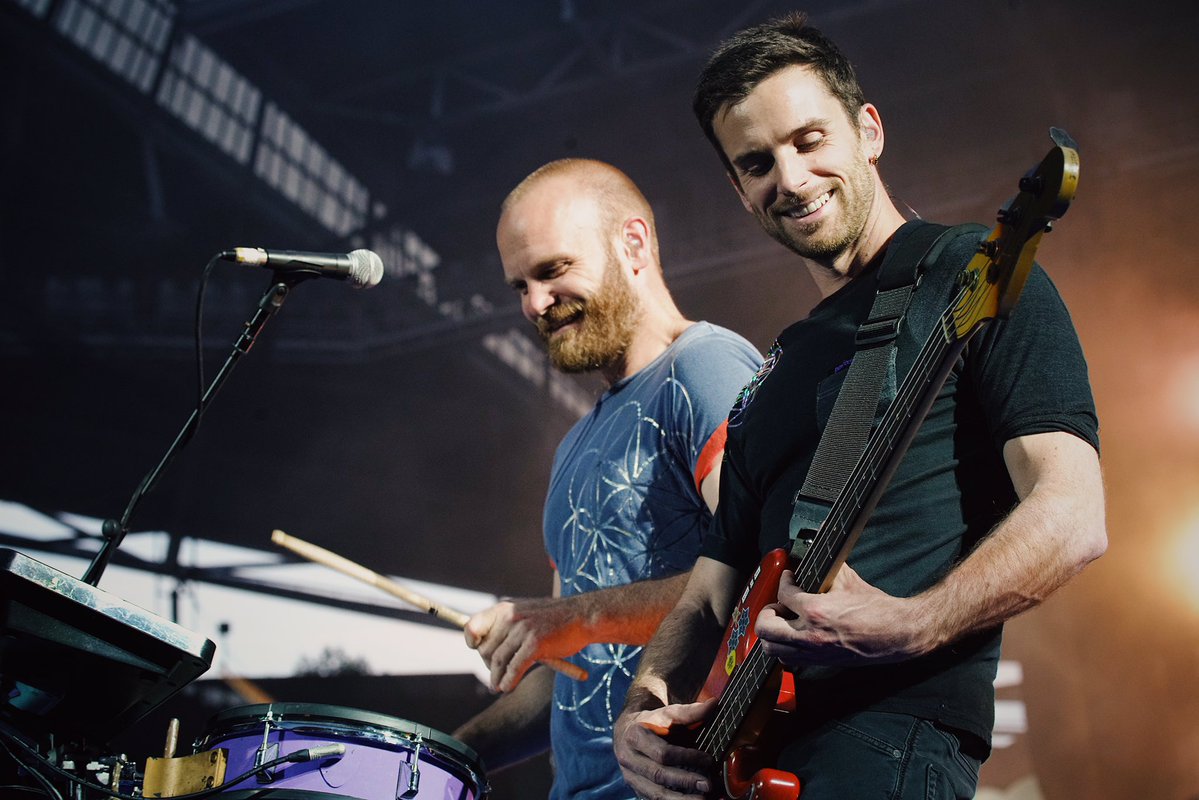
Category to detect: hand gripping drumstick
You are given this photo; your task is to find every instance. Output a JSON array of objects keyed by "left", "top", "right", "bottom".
[{"left": 270, "top": 530, "right": 588, "bottom": 682}]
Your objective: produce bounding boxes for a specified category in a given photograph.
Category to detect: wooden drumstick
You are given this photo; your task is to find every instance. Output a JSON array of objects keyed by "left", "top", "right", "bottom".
[{"left": 270, "top": 529, "right": 588, "bottom": 682}]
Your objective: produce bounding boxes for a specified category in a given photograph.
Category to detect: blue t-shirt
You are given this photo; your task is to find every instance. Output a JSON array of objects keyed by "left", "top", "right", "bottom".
[{"left": 543, "top": 322, "right": 760, "bottom": 800}]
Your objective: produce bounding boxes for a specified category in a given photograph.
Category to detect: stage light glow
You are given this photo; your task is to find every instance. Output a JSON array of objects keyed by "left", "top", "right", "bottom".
[
  {"left": 1170, "top": 355, "right": 1199, "bottom": 434},
  {"left": 1168, "top": 511, "right": 1199, "bottom": 614},
  {"left": 483, "top": 329, "right": 594, "bottom": 418},
  {"left": 9, "top": 0, "right": 52, "bottom": 18}
]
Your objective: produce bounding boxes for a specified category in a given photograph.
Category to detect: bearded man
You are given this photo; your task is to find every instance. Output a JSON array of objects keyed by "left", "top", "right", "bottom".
[{"left": 452, "top": 158, "right": 760, "bottom": 800}]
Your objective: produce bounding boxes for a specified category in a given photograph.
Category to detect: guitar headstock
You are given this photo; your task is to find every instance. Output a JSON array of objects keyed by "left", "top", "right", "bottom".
[{"left": 951, "top": 128, "right": 1080, "bottom": 338}]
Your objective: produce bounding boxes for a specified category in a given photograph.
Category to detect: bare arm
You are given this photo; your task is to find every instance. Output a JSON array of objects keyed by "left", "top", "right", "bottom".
[
  {"left": 757, "top": 430, "right": 1107, "bottom": 664},
  {"left": 467, "top": 570, "right": 693, "bottom": 692},
  {"left": 467, "top": 460, "right": 727, "bottom": 692},
  {"left": 452, "top": 664, "right": 553, "bottom": 772},
  {"left": 613, "top": 556, "right": 744, "bottom": 799},
  {"left": 914, "top": 429, "right": 1107, "bottom": 644}
]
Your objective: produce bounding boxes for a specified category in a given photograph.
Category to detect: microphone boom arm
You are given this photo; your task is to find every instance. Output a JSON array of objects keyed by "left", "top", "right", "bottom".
[{"left": 83, "top": 271, "right": 305, "bottom": 586}]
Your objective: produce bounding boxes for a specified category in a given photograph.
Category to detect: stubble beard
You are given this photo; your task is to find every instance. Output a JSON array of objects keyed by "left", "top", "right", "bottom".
[
  {"left": 760, "top": 154, "right": 875, "bottom": 262},
  {"left": 537, "top": 257, "right": 639, "bottom": 374}
]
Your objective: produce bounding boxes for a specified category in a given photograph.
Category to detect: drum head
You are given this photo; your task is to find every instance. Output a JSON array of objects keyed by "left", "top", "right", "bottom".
[
  {"left": 210, "top": 792, "right": 352, "bottom": 799},
  {"left": 200, "top": 702, "right": 486, "bottom": 795}
]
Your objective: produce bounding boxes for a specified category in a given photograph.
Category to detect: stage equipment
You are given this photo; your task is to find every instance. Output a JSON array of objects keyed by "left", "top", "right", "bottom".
[
  {"left": 84, "top": 255, "right": 378, "bottom": 587},
  {"left": 194, "top": 703, "right": 487, "bottom": 799},
  {"left": 0, "top": 548, "right": 215, "bottom": 745},
  {"left": 220, "top": 248, "right": 384, "bottom": 289}
]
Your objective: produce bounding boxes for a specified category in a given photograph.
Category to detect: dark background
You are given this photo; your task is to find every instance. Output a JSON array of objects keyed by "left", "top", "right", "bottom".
[{"left": 3, "top": 1, "right": 1199, "bottom": 797}]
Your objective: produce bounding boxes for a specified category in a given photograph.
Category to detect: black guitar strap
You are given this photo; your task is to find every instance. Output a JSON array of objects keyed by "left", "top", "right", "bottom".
[{"left": 788, "top": 221, "right": 985, "bottom": 551}]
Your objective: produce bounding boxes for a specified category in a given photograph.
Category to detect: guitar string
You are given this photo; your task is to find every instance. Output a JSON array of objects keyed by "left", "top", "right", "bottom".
[
  {"left": 794, "top": 299, "right": 970, "bottom": 591},
  {"left": 695, "top": 178, "right": 1064, "bottom": 758},
  {"left": 695, "top": 290, "right": 968, "bottom": 756},
  {"left": 698, "top": 299, "right": 961, "bottom": 754}
]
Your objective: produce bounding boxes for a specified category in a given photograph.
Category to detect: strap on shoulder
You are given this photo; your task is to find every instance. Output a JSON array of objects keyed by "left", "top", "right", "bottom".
[{"left": 787, "top": 221, "right": 984, "bottom": 550}]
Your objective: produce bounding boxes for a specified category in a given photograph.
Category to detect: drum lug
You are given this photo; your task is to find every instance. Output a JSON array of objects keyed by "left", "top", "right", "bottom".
[
  {"left": 196, "top": 705, "right": 483, "bottom": 799},
  {"left": 255, "top": 708, "right": 280, "bottom": 783},
  {"left": 397, "top": 733, "right": 422, "bottom": 799}
]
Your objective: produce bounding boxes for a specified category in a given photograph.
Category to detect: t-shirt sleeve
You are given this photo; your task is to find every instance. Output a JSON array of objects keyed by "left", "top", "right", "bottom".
[
  {"left": 668, "top": 329, "right": 761, "bottom": 490},
  {"left": 964, "top": 264, "right": 1100, "bottom": 453},
  {"left": 699, "top": 433, "right": 763, "bottom": 574},
  {"left": 694, "top": 419, "right": 729, "bottom": 496}
]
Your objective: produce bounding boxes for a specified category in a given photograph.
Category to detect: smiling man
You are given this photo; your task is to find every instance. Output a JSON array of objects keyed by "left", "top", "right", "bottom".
[
  {"left": 453, "top": 158, "right": 760, "bottom": 800},
  {"left": 613, "top": 13, "right": 1106, "bottom": 800}
]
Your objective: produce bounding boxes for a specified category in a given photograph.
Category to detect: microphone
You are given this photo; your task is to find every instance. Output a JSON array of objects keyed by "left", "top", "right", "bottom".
[
  {"left": 221, "top": 247, "right": 384, "bottom": 289},
  {"left": 288, "top": 744, "right": 347, "bottom": 762}
]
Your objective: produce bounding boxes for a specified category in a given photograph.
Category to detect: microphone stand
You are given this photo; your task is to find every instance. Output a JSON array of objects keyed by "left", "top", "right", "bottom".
[{"left": 83, "top": 271, "right": 311, "bottom": 587}]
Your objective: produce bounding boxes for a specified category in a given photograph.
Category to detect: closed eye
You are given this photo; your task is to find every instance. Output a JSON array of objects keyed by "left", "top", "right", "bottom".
[
  {"left": 795, "top": 132, "right": 826, "bottom": 152},
  {"left": 735, "top": 154, "right": 773, "bottom": 178},
  {"left": 536, "top": 260, "right": 569, "bottom": 280}
]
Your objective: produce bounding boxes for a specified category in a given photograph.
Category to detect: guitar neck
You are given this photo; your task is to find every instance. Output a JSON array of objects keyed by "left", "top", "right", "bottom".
[
  {"left": 695, "top": 292, "right": 976, "bottom": 763},
  {"left": 792, "top": 292, "right": 973, "bottom": 592},
  {"left": 693, "top": 134, "right": 1078, "bottom": 783}
]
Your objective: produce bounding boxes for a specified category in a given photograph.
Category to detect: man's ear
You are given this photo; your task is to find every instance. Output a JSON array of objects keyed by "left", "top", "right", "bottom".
[
  {"left": 621, "top": 217, "right": 652, "bottom": 273},
  {"left": 859, "top": 102, "right": 884, "bottom": 161}
]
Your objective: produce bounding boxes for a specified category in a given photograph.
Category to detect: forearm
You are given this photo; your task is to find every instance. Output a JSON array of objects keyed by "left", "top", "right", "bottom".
[
  {"left": 760, "top": 433, "right": 1107, "bottom": 666},
  {"left": 625, "top": 602, "right": 725, "bottom": 714},
  {"left": 912, "top": 480, "right": 1105, "bottom": 650},
  {"left": 624, "top": 559, "right": 741, "bottom": 712},
  {"left": 571, "top": 571, "right": 692, "bottom": 645},
  {"left": 452, "top": 666, "right": 553, "bottom": 771},
  {"left": 468, "top": 572, "right": 698, "bottom": 693},
  {"left": 909, "top": 433, "right": 1107, "bottom": 652}
]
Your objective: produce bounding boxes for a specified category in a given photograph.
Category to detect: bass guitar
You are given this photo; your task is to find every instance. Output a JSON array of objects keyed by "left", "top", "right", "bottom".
[{"left": 691, "top": 129, "right": 1081, "bottom": 800}]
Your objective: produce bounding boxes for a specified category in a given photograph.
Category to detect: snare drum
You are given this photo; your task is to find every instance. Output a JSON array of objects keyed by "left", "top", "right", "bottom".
[{"left": 196, "top": 703, "right": 487, "bottom": 799}]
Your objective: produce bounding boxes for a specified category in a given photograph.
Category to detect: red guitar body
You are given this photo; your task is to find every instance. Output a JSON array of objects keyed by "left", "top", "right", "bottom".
[{"left": 697, "top": 549, "right": 801, "bottom": 800}]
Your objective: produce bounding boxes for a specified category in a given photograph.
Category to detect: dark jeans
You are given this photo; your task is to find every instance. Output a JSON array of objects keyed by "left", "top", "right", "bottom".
[{"left": 776, "top": 710, "right": 983, "bottom": 799}]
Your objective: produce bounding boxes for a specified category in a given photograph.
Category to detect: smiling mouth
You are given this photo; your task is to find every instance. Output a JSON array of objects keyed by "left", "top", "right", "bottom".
[
  {"left": 540, "top": 309, "right": 583, "bottom": 336},
  {"left": 779, "top": 191, "right": 832, "bottom": 220},
  {"left": 549, "top": 318, "right": 579, "bottom": 334}
]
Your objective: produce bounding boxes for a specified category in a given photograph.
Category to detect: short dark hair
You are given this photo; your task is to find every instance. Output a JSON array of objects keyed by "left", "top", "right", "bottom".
[{"left": 693, "top": 12, "right": 867, "bottom": 177}]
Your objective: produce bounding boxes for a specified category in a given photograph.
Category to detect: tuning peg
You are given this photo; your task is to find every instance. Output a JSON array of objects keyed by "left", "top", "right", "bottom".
[
  {"left": 996, "top": 207, "right": 1021, "bottom": 225},
  {"left": 1018, "top": 176, "right": 1044, "bottom": 195}
]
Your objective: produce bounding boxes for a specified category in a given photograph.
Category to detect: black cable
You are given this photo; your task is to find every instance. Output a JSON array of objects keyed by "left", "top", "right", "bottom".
[
  {"left": 0, "top": 786, "right": 57, "bottom": 798},
  {"left": 193, "top": 253, "right": 221, "bottom": 436},
  {"left": 0, "top": 725, "right": 338, "bottom": 800},
  {"left": 0, "top": 737, "right": 64, "bottom": 800}
]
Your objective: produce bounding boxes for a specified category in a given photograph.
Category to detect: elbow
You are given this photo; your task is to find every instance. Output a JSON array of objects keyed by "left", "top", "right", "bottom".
[
  {"left": 1083, "top": 521, "right": 1108, "bottom": 565},
  {"left": 1067, "top": 469, "right": 1107, "bottom": 571},
  {"left": 1072, "top": 506, "right": 1108, "bottom": 572},
  {"left": 1084, "top": 490, "right": 1109, "bottom": 563}
]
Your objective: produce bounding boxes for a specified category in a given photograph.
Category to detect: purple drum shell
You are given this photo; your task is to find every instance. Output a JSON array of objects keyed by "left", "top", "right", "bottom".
[{"left": 197, "top": 704, "right": 485, "bottom": 800}]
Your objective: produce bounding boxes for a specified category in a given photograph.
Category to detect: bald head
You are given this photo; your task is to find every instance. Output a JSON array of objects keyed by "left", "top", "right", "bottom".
[
  {"left": 496, "top": 159, "right": 689, "bottom": 383},
  {"left": 501, "top": 159, "right": 660, "bottom": 263}
]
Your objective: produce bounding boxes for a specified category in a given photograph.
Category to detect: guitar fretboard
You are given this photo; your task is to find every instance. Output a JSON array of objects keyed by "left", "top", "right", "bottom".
[{"left": 695, "top": 289, "right": 971, "bottom": 759}]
